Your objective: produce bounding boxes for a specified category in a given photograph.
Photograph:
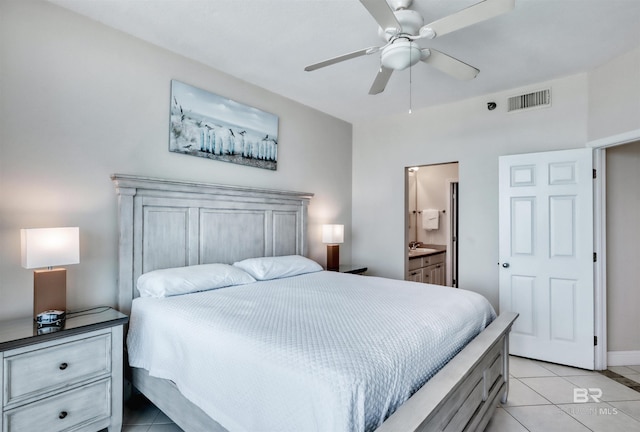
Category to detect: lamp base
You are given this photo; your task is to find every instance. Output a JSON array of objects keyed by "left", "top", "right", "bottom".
[
  {"left": 326, "top": 244, "right": 340, "bottom": 271},
  {"left": 33, "top": 268, "right": 67, "bottom": 319}
]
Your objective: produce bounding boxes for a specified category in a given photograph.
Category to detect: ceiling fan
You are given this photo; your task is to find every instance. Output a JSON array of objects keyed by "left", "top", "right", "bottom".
[{"left": 305, "top": 0, "right": 515, "bottom": 95}]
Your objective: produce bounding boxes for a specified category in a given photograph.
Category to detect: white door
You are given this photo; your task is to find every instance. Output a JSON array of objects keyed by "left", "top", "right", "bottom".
[{"left": 499, "top": 148, "right": 594, "bottom": 369}]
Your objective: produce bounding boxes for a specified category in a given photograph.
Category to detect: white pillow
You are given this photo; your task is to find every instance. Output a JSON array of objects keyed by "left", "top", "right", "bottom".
[
  {"left": 233, "top": 255, "right": 323, "bottom": 281},
  {"left": 137, "top": 263, "right": 256, "bottom": 298}
]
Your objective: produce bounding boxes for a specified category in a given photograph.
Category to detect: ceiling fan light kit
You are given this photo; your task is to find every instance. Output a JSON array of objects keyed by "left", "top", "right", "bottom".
[
  {"left": 381, "top": 39, "right": 422, "bottom": 70},
  {"left": 305, "top": 0, "right": 515, "bottom": 95}
]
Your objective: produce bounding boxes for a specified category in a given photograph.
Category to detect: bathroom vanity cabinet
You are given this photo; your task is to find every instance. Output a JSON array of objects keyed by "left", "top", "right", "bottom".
[{"left": 407, "top": 251, "right": 446, "bottom": 285}]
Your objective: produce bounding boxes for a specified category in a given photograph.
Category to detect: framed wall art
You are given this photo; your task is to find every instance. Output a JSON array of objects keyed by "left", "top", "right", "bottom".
[{"left": 169, "top": 80, "right": 279, "bottom": 170}]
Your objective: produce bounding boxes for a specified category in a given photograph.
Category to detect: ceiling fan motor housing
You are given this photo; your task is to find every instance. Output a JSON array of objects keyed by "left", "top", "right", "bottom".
[
  {"left": 388, "top": 0, "right": 413, "bottom": 11},
  {"left": 378, "top": 9, "right": 424, "bottom": 40}
]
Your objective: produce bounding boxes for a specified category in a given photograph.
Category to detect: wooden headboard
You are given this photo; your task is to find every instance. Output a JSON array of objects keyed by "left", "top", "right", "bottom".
[{"left": 112, "top": 174, "right": 313, "bottom": 314}]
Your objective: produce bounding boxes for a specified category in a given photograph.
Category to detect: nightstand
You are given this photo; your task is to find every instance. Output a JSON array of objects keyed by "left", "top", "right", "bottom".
[
  {"left": 0, "top": 307, "right": 128, "bottom": 432},
  {"left": 338, "top": 265, "right": 368, "bottom": 275}
]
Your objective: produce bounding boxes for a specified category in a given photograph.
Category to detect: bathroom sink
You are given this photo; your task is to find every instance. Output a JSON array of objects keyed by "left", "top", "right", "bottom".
[{"left": 408, "top": 248, "right": 439, "bottom": 257}]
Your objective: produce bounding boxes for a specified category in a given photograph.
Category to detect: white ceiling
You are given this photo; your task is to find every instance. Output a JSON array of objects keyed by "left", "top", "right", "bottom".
[{"left": 48, "top": 0, "right": 640, "bottom": 123}]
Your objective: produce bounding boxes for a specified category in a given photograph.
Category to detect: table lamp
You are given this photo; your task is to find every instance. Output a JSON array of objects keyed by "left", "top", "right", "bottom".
[
  {"left": 322, "top": 224, "right": 344, "bottom": 271},
  {"left": 21, "top": 227, "right": 79, "bottom": 319}
]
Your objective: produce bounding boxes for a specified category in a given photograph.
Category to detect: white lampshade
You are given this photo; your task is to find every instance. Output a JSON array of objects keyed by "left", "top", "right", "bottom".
[
  {"left": 21, "top": 227, "right": 80, "bottom": 269},
  {"left": 322, "top": 224, "right": 344, "bottom": 244}
]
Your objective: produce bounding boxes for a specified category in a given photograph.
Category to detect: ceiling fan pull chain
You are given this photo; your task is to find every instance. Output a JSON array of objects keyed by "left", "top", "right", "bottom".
[{"left": 409, "top": 48, "right": 413, "bottom": 114}]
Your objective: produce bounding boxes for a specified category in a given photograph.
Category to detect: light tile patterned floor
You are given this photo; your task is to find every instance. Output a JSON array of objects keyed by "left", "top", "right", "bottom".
[
  {"left": 122, "top": 356, "right": 640, "bottom": 431},
  {"left": 485, "top": 356, "right": 640, "bottom": 432}
]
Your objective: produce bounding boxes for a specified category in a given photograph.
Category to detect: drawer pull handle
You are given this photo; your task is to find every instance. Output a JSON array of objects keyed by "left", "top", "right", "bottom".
[
  {"left": 58, "top": 411, "right": 68, "bottom": 419},
  {"left": 59, "top": 362, "right": 68, "bottom": 370}
]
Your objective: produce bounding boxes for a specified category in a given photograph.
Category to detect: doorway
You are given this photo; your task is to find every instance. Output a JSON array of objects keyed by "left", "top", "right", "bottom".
[
  {"left": 496, "top": 137, "right": 639, "bottom": 371},
  {"left": 599, "top": 140, "right": 640, "bottom": 367},
  {"left": 405, "top": 162, "right": 459, "bottom": 287},
  {"left": 591, "top": 130, "right": 640, "bottom": 370}
]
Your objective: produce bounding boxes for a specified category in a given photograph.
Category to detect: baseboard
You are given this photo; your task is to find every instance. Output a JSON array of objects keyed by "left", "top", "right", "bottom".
[{"left": 607, "top": 350, "right": 640, "bottom": 367}]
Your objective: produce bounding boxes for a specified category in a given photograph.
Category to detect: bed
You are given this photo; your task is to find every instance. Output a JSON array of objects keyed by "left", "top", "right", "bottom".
[{"left": 112, "top": 174, "right": 517, "bottom": 432}]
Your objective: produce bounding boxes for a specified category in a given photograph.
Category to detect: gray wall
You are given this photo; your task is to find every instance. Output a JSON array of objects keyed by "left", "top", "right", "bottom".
[
  {"left": 606, "top": 141, "right": 640, "bottom": 352},
  {"left": 0, "top": 0, "right": 352, "bottom": 320}
]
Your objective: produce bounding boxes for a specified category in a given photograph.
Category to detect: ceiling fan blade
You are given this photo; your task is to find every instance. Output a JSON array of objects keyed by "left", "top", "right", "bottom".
[
  {"left": 421, "top": 49, "right": 479, "bottom": 80},
  {"left": 369, "top": 67, "right": 394, "bottom": 95},
  {"left": 305, "top": 47, "right": 380, "bottom": 72},
  {"left": 359, "top": 0, "right": 401, "bottom": 35},
  {"left": 421, "top": 0, "right": 515, "bottom": 39}
]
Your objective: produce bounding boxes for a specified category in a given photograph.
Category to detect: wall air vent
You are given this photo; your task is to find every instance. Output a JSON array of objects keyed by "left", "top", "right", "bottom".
[{"left": 508, "top": 89, "right": 551, "bottom": 112}]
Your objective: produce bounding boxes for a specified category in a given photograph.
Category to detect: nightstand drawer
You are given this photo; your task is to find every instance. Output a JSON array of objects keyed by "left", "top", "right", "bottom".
[
  {"left": 3, "top": 378, "right": 110, "bottom": 432},
  {"left": 4, "top": 334, "right": 111, "bottom": 406}
]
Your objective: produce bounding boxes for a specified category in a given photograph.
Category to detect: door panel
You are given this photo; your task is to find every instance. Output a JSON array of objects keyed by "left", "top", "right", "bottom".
[
  {"left": 510, "top": 275, "right": 535, "bottom": 336},
  {"left": 511, "top": 197, "right": 535, "bottom": 255},
  {"left": 549, "top": 196, "right": 576, "bottom": 257},
  {"left": 499, "top": 148, "right": 594, "bottom": 369},
  {"left": 550, "top": 278, "right": 577, "bottom": 341}
]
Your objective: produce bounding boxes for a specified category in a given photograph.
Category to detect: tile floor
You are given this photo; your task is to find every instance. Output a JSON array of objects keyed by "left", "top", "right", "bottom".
[
  {"left": 121, "top": 394, "right": 183, "bottom": 432},
  {"left": 485, "top": 357, "right": 640, "bottom": 432},
  {"left": 121, "top": 357, "right": 640, "bottom": 432}
]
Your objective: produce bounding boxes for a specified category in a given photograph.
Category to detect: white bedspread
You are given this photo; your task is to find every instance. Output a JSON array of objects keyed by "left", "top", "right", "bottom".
[{"left": 127, "top": 271, "right": 495, "bottom": 432}]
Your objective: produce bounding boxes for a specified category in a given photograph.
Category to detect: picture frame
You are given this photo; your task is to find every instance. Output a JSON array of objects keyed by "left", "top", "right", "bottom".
[{"left": 169, "top": 80, "right": 279, "bottom": 170}]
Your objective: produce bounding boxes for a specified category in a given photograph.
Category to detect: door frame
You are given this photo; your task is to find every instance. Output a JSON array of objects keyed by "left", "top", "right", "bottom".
[
  {"left": 404, "top": 162, "right": 459, "bottom": 285},
  {"left": 588, "top": 128, "right": 640, "bottom": 370},
  {"left": 445, "top": 178, "right": 458, "bottom": 287}
]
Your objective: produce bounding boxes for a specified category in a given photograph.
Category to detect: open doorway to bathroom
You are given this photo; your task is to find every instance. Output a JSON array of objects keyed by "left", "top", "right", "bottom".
[{"left": 405, "top": 162, "right": 459, "bottom": 287}]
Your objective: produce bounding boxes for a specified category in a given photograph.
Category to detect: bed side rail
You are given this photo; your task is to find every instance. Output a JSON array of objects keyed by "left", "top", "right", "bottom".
[{"left": 375, "top": 311, "right": 518, "bottom": 432}]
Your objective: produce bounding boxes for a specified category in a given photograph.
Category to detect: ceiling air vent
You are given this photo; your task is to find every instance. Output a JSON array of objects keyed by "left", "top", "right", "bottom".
[{"left": 508, "top": 89, "right": 551, "bottom": 112}]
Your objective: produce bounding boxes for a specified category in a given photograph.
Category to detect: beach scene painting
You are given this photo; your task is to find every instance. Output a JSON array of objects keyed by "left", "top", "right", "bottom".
[{"left": 169, "top": 80, "right": 278, "bottom": 170}]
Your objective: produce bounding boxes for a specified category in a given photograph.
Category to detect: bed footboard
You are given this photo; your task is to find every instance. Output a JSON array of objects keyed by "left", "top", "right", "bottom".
[{"left": 375, "top": 311, "right": 518, "bottom": 432}]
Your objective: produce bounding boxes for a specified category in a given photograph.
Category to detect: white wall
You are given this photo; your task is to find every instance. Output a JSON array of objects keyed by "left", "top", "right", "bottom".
[
  {"left": 353, "top": 74, "right": 590, "bottom": 310},
  {"left": 606, "top": 141, "right": 640, "bottom": 351},
  {"left": 353, "top": 40, "right": 640, "bottom": 313},
  {"left": 588, "top": 45, "right": 640, "bottom": 141},
  {"left": 0, "top": 0, "right": 352, "bottom": 320}
]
